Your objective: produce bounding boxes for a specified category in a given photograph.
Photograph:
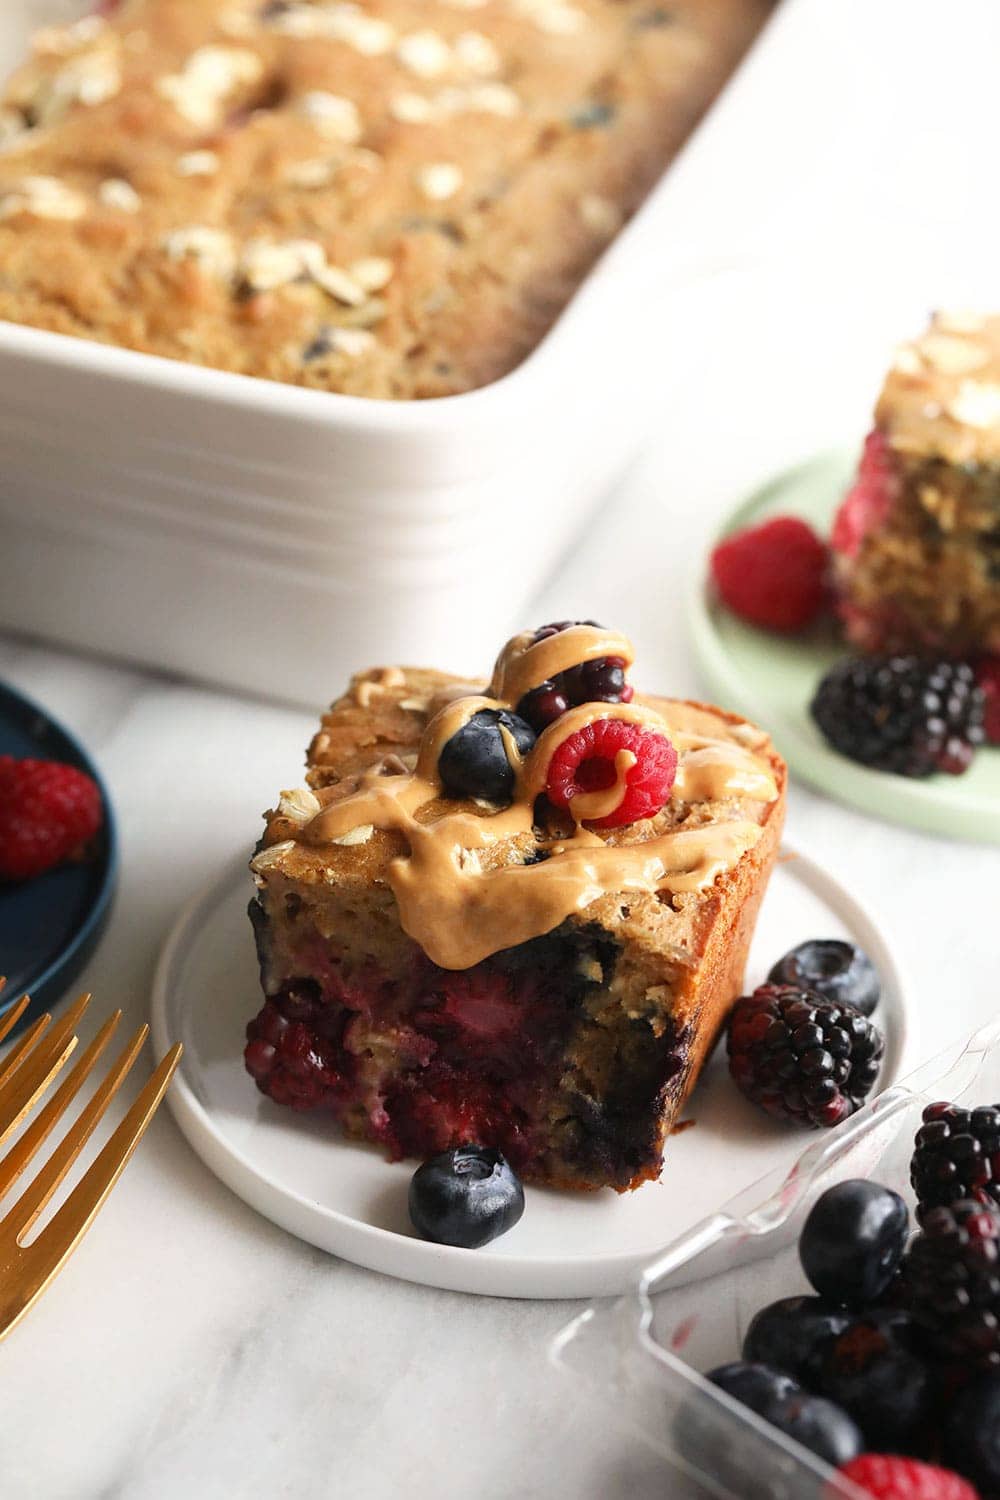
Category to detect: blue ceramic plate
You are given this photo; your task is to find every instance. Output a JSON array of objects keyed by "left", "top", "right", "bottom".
[{"left": 0, "top": 681, "right": 118, "bottom": 1030}]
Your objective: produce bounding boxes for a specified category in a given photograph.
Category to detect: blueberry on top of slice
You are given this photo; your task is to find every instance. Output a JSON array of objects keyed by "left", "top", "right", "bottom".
[
  {"left": 769, "top": 940, "right": 880, "bottom": 1016},
  {"left": 409, "top": 1145, "right": 525, "bottom": 1249},
  {"left": 438, "top": 709, "right": 536, "bottom": 805},
  {"left": 799, "top": 1179, "right": 908, "bottom": 1306}
]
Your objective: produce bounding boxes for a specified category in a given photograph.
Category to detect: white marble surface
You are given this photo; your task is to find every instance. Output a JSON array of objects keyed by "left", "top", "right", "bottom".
[{"left": 1, "top": 2, "right": 1000, "bottom": 1496}]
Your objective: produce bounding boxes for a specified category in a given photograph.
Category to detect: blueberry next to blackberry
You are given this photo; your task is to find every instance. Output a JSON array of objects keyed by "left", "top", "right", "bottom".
[
  {"left": 911, "top": 1100, "right": 1000, "bottom": 1220},
  {"left": 409, "top": 1145, "right": 525, "bottom": 1249},
  {"left": 810, "top": 655, "right": 985, "bottom": 778},
  {"left": 769, "top": 939, "right": 880, "bottom": 1017},
  {"left": 438, "top": 709, "right": 536, "bottom": 805},
  {"left": 799, "top": 1180, "right": 909, "bottom": 1305}
]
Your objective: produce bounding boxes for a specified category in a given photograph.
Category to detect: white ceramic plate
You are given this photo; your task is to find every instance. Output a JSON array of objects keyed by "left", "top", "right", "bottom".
[{"left": 151, "top": 849, "right": 911, "bottom": 1299}]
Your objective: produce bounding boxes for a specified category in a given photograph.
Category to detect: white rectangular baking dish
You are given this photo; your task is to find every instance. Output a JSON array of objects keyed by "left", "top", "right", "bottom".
[
  {"left": 552, "top": 1020, "right": 1000, "bottom": 1498},
  {"left": 0, "top": 0, "right": 824, "bottom": 706}
]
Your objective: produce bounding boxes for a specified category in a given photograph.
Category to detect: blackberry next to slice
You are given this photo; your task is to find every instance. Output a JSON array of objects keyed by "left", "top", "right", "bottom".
[
  {"left": 810, "top": 655, "right": 985, "bottom": 777},
  {"left": 727, "top": 984, "right": 884, "bottom": 1129}
]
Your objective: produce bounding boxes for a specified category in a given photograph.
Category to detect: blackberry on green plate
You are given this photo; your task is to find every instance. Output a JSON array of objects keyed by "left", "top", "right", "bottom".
[{"left": 810, "top": 655, "right": 985, "bottom": 777}]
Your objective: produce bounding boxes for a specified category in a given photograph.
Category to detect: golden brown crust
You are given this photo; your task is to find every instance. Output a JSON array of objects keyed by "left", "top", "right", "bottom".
[{"left": 0, "top": 0, "right": 773, "bottom": 398}]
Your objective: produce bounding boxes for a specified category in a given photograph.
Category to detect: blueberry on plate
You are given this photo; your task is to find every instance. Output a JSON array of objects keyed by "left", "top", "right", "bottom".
[
  {"left": 438, "top": 709, "right": 536, "bottom": 806},
  {"left": 769, "top": 939, "right": 880, "bottom": 1016},
  {"left": 799, "top": 1180, "right": 908, "bottom": 1305},
  {"left": 742, "top": 1296, "right": 854, "bottom": 1385},
  {"left": 408, "top": 1145, "right": 524, "bottom": 1249}
]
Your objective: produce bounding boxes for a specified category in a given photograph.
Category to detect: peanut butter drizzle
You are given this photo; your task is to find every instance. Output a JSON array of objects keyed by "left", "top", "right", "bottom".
[
  {"left": 284, "top": 628, "right": 779, "bottom": 970},
  {"left": 489, "top": 627, "right": 634, "bottom": 706}
]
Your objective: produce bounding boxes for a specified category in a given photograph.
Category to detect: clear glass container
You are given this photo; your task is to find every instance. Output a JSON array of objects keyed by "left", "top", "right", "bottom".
[{"left": 552, "top": 1021, "right": 1000, "bottom": 1499}]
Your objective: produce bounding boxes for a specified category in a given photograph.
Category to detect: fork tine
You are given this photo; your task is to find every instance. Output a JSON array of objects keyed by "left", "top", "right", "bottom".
[
  {"left": 0, "top": 993, "right": 91, "bottom": 1144},
  {"left": 0, "top": 1012, "right": 54, "bottom": 1092},
  {"left": 1, "top": 1025, "right": 149, "bottom": 1244},
  {"left": 0, "top": 990, "right": 30, "bottom": 1048},
  {"left": 0, "top": 1011, "right": 122, "bottom": 1202},
  {"left": 0, "top": 1044, "right": 182, "bottom": 1344},
  {"left": 24, "top": 1043, "right": 182, "bottom": 1267}
]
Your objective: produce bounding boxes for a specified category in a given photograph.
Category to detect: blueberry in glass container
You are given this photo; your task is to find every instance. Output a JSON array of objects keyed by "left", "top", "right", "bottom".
[
  {"left": 409, "top": 1146, "right": 525, "bottom": 1249},
  {"left": 685, "top": 1363, "right": 862, "bottom": 1485},
  {"left": 707, "top": 1361, "right": 799, "bottom": 1416},
  {"left": 811, "top": 1311, "right": 932, "bottom": 1453},
  {"left": 438, "top": 710, "right": 536, "bottom": 806},
  {"left": 943, "top": 1373, "right": 1000, "bottom": 1492},
  {"left": 799, "top": 1180, "right": 908, "bottom": 1305},
  {"left": 768, "top": 939, "right": 880, "bottom": 1016},
  {"left": 742, "top": 1296, "right": 854, "bottom": 1385},
  {"left": 767, "top": 1391, "right": 863, "bottom": 1468}
]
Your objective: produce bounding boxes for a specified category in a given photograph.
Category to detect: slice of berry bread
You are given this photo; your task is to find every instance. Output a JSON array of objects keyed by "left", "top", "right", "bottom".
[
  {"left": 245, "top": 624, "right": 785, "bottom": 1192},
  {"left": 832, "top": 313, "right": 1000, "bottom": 655}
]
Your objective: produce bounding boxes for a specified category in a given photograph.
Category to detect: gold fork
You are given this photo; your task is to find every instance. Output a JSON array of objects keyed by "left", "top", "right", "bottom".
[{"left": 0, "top": 982, "right": 182, "bottom": 1341}]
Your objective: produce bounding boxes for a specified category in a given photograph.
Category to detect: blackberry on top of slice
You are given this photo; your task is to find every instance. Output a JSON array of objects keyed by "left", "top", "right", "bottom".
[{"left": 515, "top": 620, "right": 634, "bottom": 732}]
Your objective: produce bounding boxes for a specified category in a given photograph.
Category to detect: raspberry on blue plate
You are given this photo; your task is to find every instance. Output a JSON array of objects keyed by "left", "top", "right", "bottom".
[{"left": 0, "top": 755, "right": 103, "bottom": 882}]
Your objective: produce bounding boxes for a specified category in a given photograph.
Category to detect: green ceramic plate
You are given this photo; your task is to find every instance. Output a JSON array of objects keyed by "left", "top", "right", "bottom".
[{"left": 688, "top": 451, "right": 1000, "bottom": 843}]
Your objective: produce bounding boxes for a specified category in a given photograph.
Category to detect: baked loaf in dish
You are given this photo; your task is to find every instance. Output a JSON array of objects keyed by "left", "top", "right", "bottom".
[
  {"left": 833, "top": 312, "right": 1000, "bottom": 655},
  {"left": 246, "top": 624, "right": 786, "bottom": 1192},
  {"left": 0, "top": 0, "right": 772, "bottom": 399}
]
